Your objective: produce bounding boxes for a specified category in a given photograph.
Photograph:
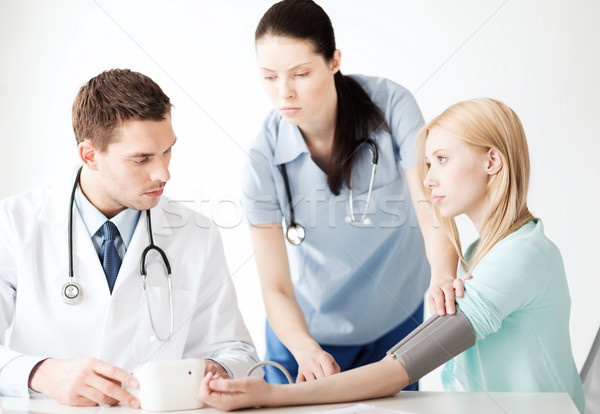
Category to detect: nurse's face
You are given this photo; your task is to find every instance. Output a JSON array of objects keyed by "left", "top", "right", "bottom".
[
  {"left": 423, "top": 127, "right": 498, "bottom": 230},
  {"left": 83, "top": 118, "right": 176, "bottom": 217},
  {"left": 256, "top": 36, "right": 340, "bottom": 129}
]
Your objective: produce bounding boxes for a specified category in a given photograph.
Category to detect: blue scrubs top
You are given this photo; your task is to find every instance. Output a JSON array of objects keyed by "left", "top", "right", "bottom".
[{"left": 242, "top": 75, "right": 430, "bottom": 345}]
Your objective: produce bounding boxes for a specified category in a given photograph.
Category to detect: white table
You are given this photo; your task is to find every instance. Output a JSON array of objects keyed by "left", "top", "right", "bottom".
[{"left": 0, "top": 392, "right": 579, "bottom": 414}]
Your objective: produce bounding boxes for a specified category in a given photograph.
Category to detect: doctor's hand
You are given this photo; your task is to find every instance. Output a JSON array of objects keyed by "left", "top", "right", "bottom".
[
  {"left": 28, "top": 358, "right": 140, "bottom": 408},
  {"left": 204, "top": 359, "right": 230, "bottom": 379},
  {"left": 199, "top": 371, "right": 275, "bottom": 411},
  {"left": 295, "top": 347, "right": 340, "bottom": 382},
  {"left": 428, "top": 273, "right": 473, "bottom": 316}
]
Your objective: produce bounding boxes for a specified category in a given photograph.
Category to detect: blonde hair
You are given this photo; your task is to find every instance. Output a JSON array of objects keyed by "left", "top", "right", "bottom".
[{"left": 416, "top": 98, "right": 535, "bottom": 271}]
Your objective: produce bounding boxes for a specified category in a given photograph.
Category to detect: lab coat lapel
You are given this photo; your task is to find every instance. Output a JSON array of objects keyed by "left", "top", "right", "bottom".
[{"left": 37, "top": 177, "right": 71, "bottom": 226}]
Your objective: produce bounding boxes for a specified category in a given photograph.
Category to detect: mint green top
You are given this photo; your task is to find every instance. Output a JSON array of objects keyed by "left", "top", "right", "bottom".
[{"left": 442, "top": 220, "right": 584, "bottom": 413}]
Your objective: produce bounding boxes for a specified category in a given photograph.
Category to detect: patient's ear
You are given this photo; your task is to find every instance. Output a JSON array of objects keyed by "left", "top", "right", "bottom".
[{"left": 486, "top": 148, "right": 503, "bottom": 176}]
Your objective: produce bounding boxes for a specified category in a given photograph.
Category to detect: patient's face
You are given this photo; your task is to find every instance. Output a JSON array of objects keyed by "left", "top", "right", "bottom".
[{"left": 423, "top": 127, "right": 490, "bottom": 226}]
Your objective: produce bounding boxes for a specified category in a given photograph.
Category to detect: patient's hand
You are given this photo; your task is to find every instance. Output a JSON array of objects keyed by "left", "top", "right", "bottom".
[
  {"left": 428, "top": 273, "right": 472, "bottom": 316},
  {"left": 204, "top": 359, "right": 230, "bottom": 379},
  {"left": 199, "top": 372, "right": 275, "bottom": 411}
]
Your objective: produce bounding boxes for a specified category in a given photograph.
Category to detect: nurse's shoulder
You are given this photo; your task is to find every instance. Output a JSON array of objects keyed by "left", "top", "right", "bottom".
[{"left": 347, "top": 74, "right": 416, "bottom": 114}]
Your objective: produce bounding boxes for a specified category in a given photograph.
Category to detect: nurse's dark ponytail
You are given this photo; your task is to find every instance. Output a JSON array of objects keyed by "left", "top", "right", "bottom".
[{"left": 256, "top": 0, "right": 388, "bottom": 195}]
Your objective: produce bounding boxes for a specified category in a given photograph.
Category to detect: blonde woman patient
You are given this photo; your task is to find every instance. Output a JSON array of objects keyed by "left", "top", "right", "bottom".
[{"left": 200, "top": 98, "right": 585, "bottom": 413}]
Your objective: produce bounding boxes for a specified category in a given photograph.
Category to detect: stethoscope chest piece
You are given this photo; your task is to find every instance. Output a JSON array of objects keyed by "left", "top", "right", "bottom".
[
  {"left": 62, "top": 281, "right": 83, "bottom": 305},
  {"left": 285, "top": 223, "right": 305, "bottom": 246}
]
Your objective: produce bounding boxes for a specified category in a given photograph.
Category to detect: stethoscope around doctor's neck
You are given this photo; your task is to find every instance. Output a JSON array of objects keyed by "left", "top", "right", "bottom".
[
  {"left": 61, "top": 166, "right": 175, "bottom": 341},
  {"left": 282, "top": 138, "right": 379, "bottom": 246}
]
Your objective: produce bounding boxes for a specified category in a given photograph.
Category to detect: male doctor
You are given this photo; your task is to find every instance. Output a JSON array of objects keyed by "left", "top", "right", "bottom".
[{"left": 0, "top": 69, "right": 260, "bottom": 408}]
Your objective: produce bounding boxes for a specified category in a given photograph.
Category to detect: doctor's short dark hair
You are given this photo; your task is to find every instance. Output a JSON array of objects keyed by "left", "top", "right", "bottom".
[{"left": 72, "top": 69, "right": 172, "bottom": 152}]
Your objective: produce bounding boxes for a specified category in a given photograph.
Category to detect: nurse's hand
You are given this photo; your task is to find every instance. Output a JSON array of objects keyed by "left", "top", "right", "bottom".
[
  {"left": 28, "top": 357, "right": 140, "bottom": 408},
  {"left": 428, "top": 274, "right": 473, "bottom": 316},
  {"left": 295, "top": 347, "right": 340, "bottom": 382},
  {"left": 199, "top": 372, "right": 275, "bottom": 411}
]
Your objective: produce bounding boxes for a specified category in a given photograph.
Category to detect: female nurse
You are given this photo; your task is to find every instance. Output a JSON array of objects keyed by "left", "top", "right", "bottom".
[
  {"left": 242, "top": 0, "right": 459, "bottom": 384},
  {"left": 201, "top": 97, "right": 585, "bottom": 413}
]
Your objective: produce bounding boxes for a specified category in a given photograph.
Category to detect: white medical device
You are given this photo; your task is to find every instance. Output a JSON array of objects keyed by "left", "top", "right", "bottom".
[
  {"left": 128, "top": 359, "right": 293, "bottom": 411},
  {"left": 129, "top": 359, "right": 205, "bottom": 412}
]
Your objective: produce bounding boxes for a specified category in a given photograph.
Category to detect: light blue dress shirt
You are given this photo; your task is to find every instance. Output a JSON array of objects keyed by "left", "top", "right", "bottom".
[
  {"left": 242, "top": 75, "right": 430, "bottom": 345},
  {"left": 74, "top": 185, "right": 140, "bottom": 261},
  {"left": 443, "top": 220, "right": 584, "bottom": 413},
  {"left": 0, "top": 185, "right": 140, "bottom": 397}
]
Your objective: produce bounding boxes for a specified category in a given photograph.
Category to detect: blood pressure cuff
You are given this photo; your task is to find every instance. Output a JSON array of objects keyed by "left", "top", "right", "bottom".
[{"left": 386, "top": 307, "right": 476, "bottom": 384}]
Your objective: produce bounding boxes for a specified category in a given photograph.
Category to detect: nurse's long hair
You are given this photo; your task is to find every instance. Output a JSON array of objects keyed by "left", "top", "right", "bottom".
[
  {"left": 415, "top": 98, "right": 535, "bottom": 271},
  {"left": 256, "top": 0, "right": 388, "bottom": 195}
]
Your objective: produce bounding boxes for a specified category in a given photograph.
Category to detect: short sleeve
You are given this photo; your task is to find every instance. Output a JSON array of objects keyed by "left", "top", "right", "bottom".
[
  {"left": 388, "top": 87, "right": 424, "bottom": 170},
  {"left": 240, "top": 137, "right": 282, "bottom": 226},
  {"left": 456, "top": 244, "right": 542, "bottom": 341}
]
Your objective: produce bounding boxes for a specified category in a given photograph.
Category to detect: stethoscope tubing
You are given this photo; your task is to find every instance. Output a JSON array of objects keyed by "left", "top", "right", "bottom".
[
  {"left": 140, "top": 209, "right": 174, "bottom": 342},
  {"left": 65, "top": 166, "right": 174, "bottom": 341},
  {"left": 67, "top": 167, "right": 82, "bottom": 279},
  {"left": 282, "top": 139, "right": 378, "bottom": 245}
]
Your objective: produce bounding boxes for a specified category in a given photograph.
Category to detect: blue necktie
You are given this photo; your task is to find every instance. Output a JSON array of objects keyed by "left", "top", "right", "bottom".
[{"left": 99, "top": 221, "right": 122, "bottom": 294}]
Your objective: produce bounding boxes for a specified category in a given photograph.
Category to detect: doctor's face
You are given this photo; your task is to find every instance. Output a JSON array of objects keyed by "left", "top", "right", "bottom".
[
  {"left": 90, "top": 118, "right": 176, "bottom": 216},
  {"left": 423, "top": 127, "right": 491, "bottom": 227},
  {"left": 256, "top": 36, "right": 339, "bottom": 129}
]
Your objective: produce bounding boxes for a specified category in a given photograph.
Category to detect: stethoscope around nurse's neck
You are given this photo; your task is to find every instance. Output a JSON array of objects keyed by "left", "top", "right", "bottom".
[
  {"left": 62, "top": 166, "right": 175, "bottom": 342},
  {"left": 282, "top": 139, "right": 379, "bottom": 246}
]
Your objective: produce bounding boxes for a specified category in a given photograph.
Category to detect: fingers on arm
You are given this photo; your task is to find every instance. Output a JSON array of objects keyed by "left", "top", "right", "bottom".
[
  {"left": 441, "top": 285, "right": 456, "bottom": 315},
  {"left": 429, "top": 287, "right": 446, "bottom": 316},
  {"left": 318, "top": 353, "right": 339, "bottom": 376},
  {"left": 452, "top": 273, "right": 472, "bottom": 298},
  {"left": 298, "top": 353, "right": 339, "bottom": 381},
  {"left": 332, "top": 360, "right": 341, "bottom": 373},
  {"left": 453, "top": 278, "right": 465, "bottom": 298},
  {"left": 298, "top": 369, "right": 316, "bottom": 382}
]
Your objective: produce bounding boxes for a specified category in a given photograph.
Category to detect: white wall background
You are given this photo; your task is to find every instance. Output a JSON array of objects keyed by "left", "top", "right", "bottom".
[{"left": 1, "top": 0, "right": 598, "bottom": 390}]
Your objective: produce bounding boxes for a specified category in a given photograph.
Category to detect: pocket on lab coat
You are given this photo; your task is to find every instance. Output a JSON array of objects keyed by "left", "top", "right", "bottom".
[{"left": 132, "top": 285, "right": 196, "bottom": 363}]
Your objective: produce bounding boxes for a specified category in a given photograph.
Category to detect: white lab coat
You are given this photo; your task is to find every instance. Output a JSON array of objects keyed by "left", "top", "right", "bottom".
[{"left": 0, "top": 175, "right": 260, "bottom": 396}]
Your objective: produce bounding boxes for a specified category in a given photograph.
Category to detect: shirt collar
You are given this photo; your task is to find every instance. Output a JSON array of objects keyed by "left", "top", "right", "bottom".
[
  {"left": 74, "top": 185, "right": 141, "bottom": 246},
  {"left": 272, "top": 117, "right": 310, "bottom": 165}
]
